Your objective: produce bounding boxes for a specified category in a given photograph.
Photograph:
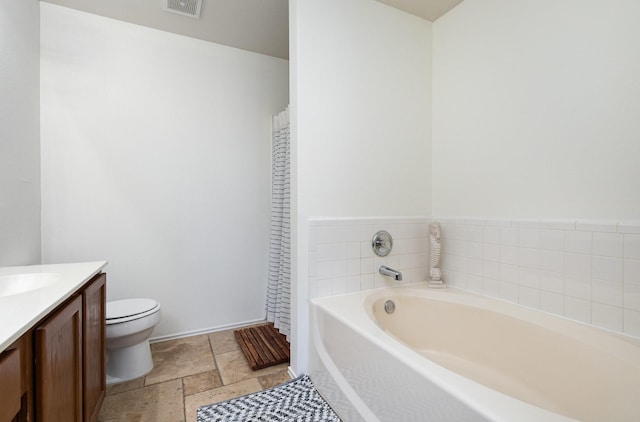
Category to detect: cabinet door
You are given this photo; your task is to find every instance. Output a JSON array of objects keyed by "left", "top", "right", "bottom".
[
  {"left": 0, "top": 349, "right": 20, "bottom": 422},
  {"left": 82, "top": 273, "right": 106, "bottom": 422},
  {"left": 35, "top": 295, "right": 83, "bottom": 422},
  {"left": 7, "top": 333, "right": 33, "bottom": 422}
]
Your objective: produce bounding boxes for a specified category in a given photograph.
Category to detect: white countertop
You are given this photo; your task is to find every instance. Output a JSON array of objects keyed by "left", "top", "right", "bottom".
[{"left": 0, "top": 261, "right": 108, "bottom": 352}]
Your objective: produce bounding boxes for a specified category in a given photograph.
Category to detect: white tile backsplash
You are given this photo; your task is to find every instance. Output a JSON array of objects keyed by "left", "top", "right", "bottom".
[
  {"left": 518, "top": 228, "right": 540, "bottom": 248},
  {"left": 540, "top": 219, "right": 575, "bottom": 230},
  {"left": 592, "top": 232, "right": 624, "bottom": 258},
  {"left": 519, "top": 286, "right": 541, "bottom": 309},
  {"left": 436, "top": 216, "right": 640, "bottom": 338},
  {"left": 624, "top": 309, "right": 640, "bottom": 337},
  {"left": 564, "top": 253, "right": 591, "bottom": 278},
  {"left": 499, "top": 246, "right": 518, "bottom": 264},
  {"left": 485, "top": 218, "right": 512, "bottom": 227},
  {"left": 309, "top": 216, "right": 640, "bottom": 339},
  {"left": 576, "top": 220, "right": 618, "bottom": 233},
  {"left": 540, "top": 270, "right": 563, "bottom": 293},
  {"left": 564, "top": 276, "right": 591, "bottom": 300},
  {"left": 468, "top": 242, "right": 482, "bottom": 259},
  {"left": 499, "top": 228, "right": 518, "bottom": 246},
  {"left": 483, "top": 226, "right": 500, "bottom": 244},
  {"left": 467, "top": 225, "right": 483, "bottom": 242},
  {"left": 592, "top": 279, "right": 623, "bottom": 307},
  {"left": 540, "top": 230, "right": 564, "bottom": 251},
  {"left": 512, "top": 219, "right": 541, "bottom": 229},
  {"left": 482, "top": 243, "right": 499, "bottom": 262},
  {"left": 625, "top": 259, "right": 640, "bottom": 285},
  {"left": 518, "top": 267, "right": 540, "bottom": 289},
  {"left": 565, "top": 231, "right": 592, "bottom": 255},
  {"left": 500, "top": 263, "right": 518, "bottom": 283},
  {"left": 499, "top": 282, "right": 518, "bottom": 302},
  {"left": 564, "top": 296, "right": 591, "bottom": 323},
  {"left": 624, "top": 285, "right": 640, "bottom": 312},
  {"left": 309, "top": 217, "right": 430, "bottom": 299},
  {"left": 540, "top": 250, "right": 563, "bottom": 273},
  {"left": 592, "top": 303, "right": 623, "bottom": 331},
  {"left": 518, "top": 248, "right": 540, "bottom": 268},
  {"left": 482, "top": 278, "right": 500, "bottom": 296},
  {"left": 482, "top": 261, "right": 499, "bottom": 280},
  {"left": 467, "top": 274, "right": 482, "bottom": 292},
  {"left": 618, "top": 221, "right": 640, "bottom": 234},
  {"left": 467, "top": 258, "right": 482, "bottom": 276},
  {"left": 624, "top": 234, "right": 640, "bottom": 259},
  {"left": 540, "top": 291, "right": 564, "bottom": 315},
  {"left": 592, "top": 256, "right": 623, "bottom": 283}
]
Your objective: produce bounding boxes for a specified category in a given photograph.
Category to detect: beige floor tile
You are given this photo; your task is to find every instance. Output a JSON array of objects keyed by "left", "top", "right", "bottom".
[
  {"left": 98, "top": 378, "right": 184, "bottom": 422},
  {"left": 98, "top": 333, "right": 291, "bottom": 420},
  {"left": 146, "top": 334, "right": 216, "bottom": 385},
  {"left": 208, "top": 329, "right": 240, "bottom": 355},
  {"left": 257, "top": 369, "right": 292, "bottom": 389},
  {"left": 182, "top": 369, "right": 223, "bottom": 396},
  {"left": 106, "top": 377, "right": 145, "bottom": 396},
  {"left": 215, "top": 350, "right": 289, "bottom": 385},
  {"left": 184, "top": 378, "right": 262, "bottom": 422}
]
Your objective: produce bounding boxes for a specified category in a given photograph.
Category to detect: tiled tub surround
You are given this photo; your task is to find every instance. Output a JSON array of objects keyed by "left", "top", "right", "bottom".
[
  {"left": 437, "top": 218, "right": 640, "bottom": 338},
  {"left": 308, "top": 217, "right": 430, "bottom": 299}
]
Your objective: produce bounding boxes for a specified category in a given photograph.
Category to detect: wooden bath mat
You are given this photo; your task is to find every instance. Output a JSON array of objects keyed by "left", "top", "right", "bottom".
[{"left": 234, "top": 323, "right": 290, "bottom": 370}]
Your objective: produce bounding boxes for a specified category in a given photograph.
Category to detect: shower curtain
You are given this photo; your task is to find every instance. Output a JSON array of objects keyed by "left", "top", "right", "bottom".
[{"left": 266, "top": 106, "right": 290, "bottom": 340}]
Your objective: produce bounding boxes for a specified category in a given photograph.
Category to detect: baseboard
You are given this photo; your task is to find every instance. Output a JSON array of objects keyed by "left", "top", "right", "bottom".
[
  {"left": 287, "top": 366, "right": 297, "bottom": 379},
  {"left": 149, "top": 318, "right": 267, "bottom": 343}
]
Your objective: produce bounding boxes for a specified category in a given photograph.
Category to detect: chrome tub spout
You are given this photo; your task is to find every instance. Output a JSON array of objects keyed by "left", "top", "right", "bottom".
[{"left": 379, "top": 265, "right": 402, "bottom": 281}]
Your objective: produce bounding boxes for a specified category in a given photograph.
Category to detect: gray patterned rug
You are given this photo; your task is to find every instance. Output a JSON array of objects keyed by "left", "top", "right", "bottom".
[{"left": 196, "top": 375, "right": 341, "bottom": 422}]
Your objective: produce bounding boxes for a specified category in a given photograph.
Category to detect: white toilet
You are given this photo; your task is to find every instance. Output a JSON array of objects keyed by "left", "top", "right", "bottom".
[{"left": 106, "top": 298, "right": 161, "bottom": 385}]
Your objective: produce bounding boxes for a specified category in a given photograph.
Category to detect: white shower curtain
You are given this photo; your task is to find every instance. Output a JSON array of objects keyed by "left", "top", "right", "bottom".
[{"left": 266, "top": 106, "right": 290, "bottom": 340}]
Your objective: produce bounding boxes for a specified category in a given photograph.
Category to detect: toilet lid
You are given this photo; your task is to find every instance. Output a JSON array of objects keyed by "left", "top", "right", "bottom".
[{"left": 107, "top": 298, "right": 158, "bottom": 320}]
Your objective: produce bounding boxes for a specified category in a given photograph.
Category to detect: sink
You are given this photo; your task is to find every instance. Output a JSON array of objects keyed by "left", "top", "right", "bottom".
[{"left": 0, "top": 273, "right": 61, "bottom": 297}]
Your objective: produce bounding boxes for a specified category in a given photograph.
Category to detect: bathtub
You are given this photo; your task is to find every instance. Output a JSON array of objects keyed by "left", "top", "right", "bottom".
[{"left": 309, "top": 284, "right": 640, "bottom": 421}]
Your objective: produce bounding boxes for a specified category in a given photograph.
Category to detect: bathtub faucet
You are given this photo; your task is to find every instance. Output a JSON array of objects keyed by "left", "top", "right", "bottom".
[{"left": 379, "top": 265, "right": 403, "bottom": 281}]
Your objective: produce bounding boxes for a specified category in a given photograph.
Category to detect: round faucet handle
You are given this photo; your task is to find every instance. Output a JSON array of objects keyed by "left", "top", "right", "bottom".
[{"left": 372, "top": 231, "right": 393, "bottom": 257}]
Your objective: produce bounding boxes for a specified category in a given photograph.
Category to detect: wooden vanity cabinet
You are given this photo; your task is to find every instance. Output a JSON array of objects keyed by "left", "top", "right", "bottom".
[{"left": 0, "top": 272, "right": 106, "bottom": 422}]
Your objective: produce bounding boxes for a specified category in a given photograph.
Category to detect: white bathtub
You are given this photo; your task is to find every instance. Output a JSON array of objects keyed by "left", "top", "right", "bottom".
[{"left": 309, "top": 284, "right": 640, "bottom": 421}]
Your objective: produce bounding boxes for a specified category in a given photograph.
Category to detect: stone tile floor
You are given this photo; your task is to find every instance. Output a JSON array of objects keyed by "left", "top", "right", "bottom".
[{"left": 98, "top": 327, "right": 291, "bottom": 422}]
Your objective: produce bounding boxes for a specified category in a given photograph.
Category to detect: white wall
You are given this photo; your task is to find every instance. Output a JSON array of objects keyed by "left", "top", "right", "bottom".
[
  {"left": 0, "top": 0, "right": 41, "bottom": 266},
  {"left": 433, "top": 0, "right": 640, "bottom": 219},
  {"left": 291, "top": 0, "right": 432, "bottom": 373},
  {"left": 295, "top": 0, "right": 432, "bottom": 219},
  {"left": 40, "top": 3, "right": 289, "bottom": 338}
]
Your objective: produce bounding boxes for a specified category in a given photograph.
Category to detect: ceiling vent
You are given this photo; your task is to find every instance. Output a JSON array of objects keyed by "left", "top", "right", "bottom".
[{"left": 164, "top": 0, "right": 202, "bottom": 18}]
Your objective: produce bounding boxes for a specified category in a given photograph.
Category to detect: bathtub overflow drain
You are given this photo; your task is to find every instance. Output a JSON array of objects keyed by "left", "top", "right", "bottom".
[{"left": 384, "top": 300, "right": 395, "bottom": 314}]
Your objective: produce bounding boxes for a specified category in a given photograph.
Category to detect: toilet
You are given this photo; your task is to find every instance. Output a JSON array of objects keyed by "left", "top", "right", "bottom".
[{"left": 105, "top": 298, "right": 161, "bottom": 385}]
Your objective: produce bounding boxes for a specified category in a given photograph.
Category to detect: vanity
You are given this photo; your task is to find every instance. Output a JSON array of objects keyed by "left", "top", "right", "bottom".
[{"left": 0, "top": 262, "right": 108, "bottom": 422}]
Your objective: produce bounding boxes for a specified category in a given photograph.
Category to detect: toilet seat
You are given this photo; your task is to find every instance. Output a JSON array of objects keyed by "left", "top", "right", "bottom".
[{"left": 107, "top": 298, "right": 160, "bottom": 324}]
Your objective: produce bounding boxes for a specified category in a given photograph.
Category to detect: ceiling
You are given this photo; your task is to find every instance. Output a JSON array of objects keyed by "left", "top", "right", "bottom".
[
  {"left": 376, "top": 0, "right": 464, "bottom": 22},
  {"left": 40, "top": 0, "right": 464, "bottom": 59}
]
